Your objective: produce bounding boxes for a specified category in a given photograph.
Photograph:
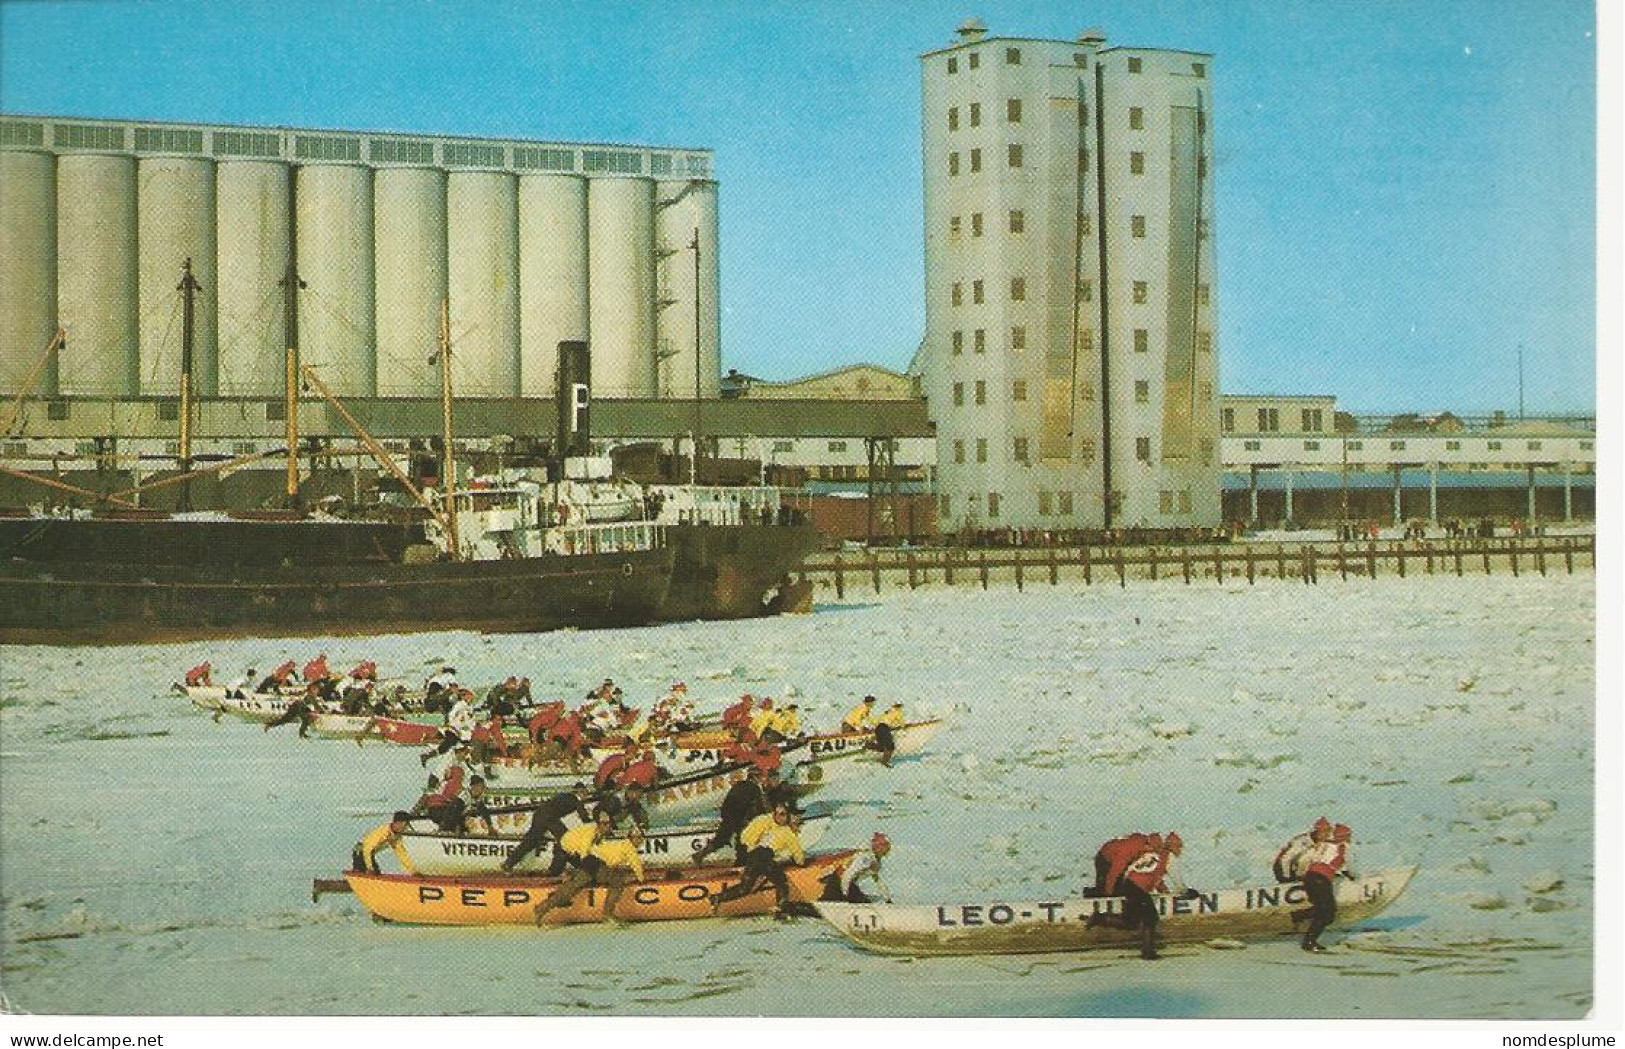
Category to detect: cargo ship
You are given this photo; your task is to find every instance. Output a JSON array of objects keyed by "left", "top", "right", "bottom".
[{"left": 0, "top": 338, "right": 817, "bottom": 646}]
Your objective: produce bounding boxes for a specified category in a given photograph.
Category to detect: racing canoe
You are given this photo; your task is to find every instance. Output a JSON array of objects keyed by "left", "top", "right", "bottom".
[
  {"left": 479, "top": 718, "right": 944, "bottom": 790},
  {"left": 345, "top": 849, "right": 856, "bottom": 926},
  {"left": 815, "top": 866, "right": 1417, "bottom": 956},
  {"left": 392, "top": 813, "right": 831, "bottom": 876},
  {"left": 484, "top": 762, "right": 822, "bottom": 829}
]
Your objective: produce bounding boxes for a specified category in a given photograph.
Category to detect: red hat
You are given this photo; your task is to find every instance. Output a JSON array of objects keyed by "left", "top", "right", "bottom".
[
  {"left": 1332, "top": 824, "right": 1352, "bottom": 842},
  {"left": 1145, "top": 833, "right": 1164, "bottom": 851},
  {"left": 871, "top": 832, "right": 891, "bottom": 855},
  {"left": 1164, "top": 832, "right": 1183, "bottom": 852},
  {"left": 759, "top": 698, "right": 773, "bottom": 709},
  {"left": 1313, "top": 816, "right": 1332, "bottom": 833}
]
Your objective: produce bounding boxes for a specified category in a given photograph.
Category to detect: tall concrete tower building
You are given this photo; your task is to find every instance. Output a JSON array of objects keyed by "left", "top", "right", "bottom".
[{"left": 920, "top": 21, "right": 1220, "bottom": 531}]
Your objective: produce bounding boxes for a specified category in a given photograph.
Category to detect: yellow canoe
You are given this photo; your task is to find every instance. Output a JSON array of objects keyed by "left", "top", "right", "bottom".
[{"left": 344, "top": 850, "right": 856, "bottom": 926}]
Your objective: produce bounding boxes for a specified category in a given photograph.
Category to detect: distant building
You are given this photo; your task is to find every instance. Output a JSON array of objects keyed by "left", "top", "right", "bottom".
[
  {"left": 918, "top": 21, "right": 1221, "bottom": 532},
  {"left": 723, "top": 364, "right": 915, "bottom": 400}
]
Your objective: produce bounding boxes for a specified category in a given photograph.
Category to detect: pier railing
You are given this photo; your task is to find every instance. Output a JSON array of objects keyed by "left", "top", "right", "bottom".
[{"left": 801, "top": 535, "right": 1596, "bottom": 596}]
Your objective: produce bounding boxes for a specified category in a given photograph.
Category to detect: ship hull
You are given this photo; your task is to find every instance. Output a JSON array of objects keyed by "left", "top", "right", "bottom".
[
  {"left": 0, "top": 518, "right": 816, "bottom": 646},
  {"left": 0, "top": 547, "right": 673, "bottom": 645}
]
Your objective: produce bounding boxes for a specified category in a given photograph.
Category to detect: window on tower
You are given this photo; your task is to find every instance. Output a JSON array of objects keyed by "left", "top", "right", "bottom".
[
  {"left": 974, "top": 380, "right": 986, "bottom": 405},
  {"left": 1008, "top": 143, "right": 1024, "bottom": 168},
  {"left": 1129, "top": 107, "right": 1144, "bottom": 130},
  {"left": 1131, "top": 214, "right": 1147, "bottom": 237},
  {"left": 1007, "top": 98, "right": 1022, "bottom": 123},
  {"left": 949, "top": 152, "right": 960, "bottom": 176},
  {"left": 1198, "top": 283, "right": 1211, "bottom": 305},
  {"left": 1135, "top": 380, "right": 1149, "bottom": 403},
  {"left": 1010, "top": 277, "right": 1026, "bottom": 301},
  {"left": 1192, "top": 62, "right": 1206, "bottom": 78},
  {"left": 953, "top": 382, "right": 964, "bottom": 406},
  {"left": 1222, "top": 408, "right": 1234, "bottom": 432},
  {"left": 954, "top": 440, "right": 965, "bottom": 464},
  {"left": 970, "top": 148, "right": 982, "bottom": 173},
  {"left": 1079, "top": 279, "right": 1093, "bottom": 302},
  {"left": 1009, "top": 209, "right": 1025, "bottom": 233},
  {"left": 952, "top": 283, "right": 963, "bottom": 306},
  {"left": 950, "top": 215, "right": 961, "bottom": 237},
  {"left": 972, "top": 279, "right": 984, "bottom": 304},
  {"left": 971, "top": 212, "right": 984, "bottom": 236},
  {"left": 1136, "top": 436, "right": 1152, "bottom": 461},
  {"left": 974, "top": 328, "right": 986, "bottom": 353},
  {"left": 949, "top": 107, "right": 959, "bottom": 131},
  {"left": 1006, "top": 47, "right": 1021, "bottom": 65},
  {"left": 1011, "top": 326, "right": 1027, "bottom": 350},
  {"left": 1133, "top": 280, "right": 1148, "bottom": 303},
  {"left": 969, "top": 51, "right": 980, "bottom": 69},
  {"left": 1012, "top": 379, "right": 1028, "bottom": 401},
  {"left": 1128, "top": 56, "right": 1142, "bottom": 73},
  {"left": 952, "top": 330, "right": 964, "bottom": 355},
  {"left": 1130, "top": 151, "right": 1145, "bottom": 174},
  {"left": 1134, "top": 329, "right": 1149, "bottom": 352},
  {"left": 976, "top": 439, "right": 988, "bottom": 463},
  {"left": 948, "top": 57, "right": 959, "bottom": 74},
  {"left": 987, "top": 491, "right": 1000, "bottom": 517},
  {"left": 1014, "top": 438, "right": 1030, "bottom": 463},
  {"left": 969, "top": 102, "right": 981, "bottom": 127}
]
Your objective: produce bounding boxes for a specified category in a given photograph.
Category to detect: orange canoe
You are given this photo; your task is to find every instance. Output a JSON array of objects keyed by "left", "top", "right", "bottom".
[{"left": 343, "top": 850, "right": 856, "bottom": 926}]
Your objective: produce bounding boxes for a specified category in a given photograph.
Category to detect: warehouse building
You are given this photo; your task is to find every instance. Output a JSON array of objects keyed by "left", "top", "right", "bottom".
[
  {"left": 0, "top": 114, "right": 721, "bottom": 404},
  {"left": 917, "top": 21, "right": 1221, "bottom": 532}
]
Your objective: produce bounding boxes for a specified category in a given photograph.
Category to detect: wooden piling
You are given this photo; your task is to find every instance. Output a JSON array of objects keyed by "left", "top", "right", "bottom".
[
  {"left": 1181, "top": 546, "right": 1192, "bottom": 585},
  {"left": 1564, "top": 541, "right": 1574, "bottom": 575},
  {"left": 1015, "top": 555, "right": 1024, "bottom": 591},
  {"left": 1338, "top": 544, "right": 1347, "bottom": 581},
  {"left": 1454, "top": 544, "right": 1463, "bottom": 577},
  {"left": 871, "top": 555, "right": 882, "bottom": 593},
  {"left": 1116, "top": 548, "right": 1127, "bottom": 588},
  {"left": 1425, "top": 545, "right": 1434, "bottom": 575},
  {"left": 1536, "top": 543, "right": 1547, "bottom": 576},
  {"left": 1510, "top": 541, "right": 1520, "bottom": 577},
  {"left": 1149, "top": 547, "right": 1160, "bottom": 582},
  {"left": 1214, "top": 548, "right": 1224, "bottom": 585},
  {"left": 1482, "top": 542, "right": 1492, "bottom": 575},
  {"left": 1275, "top": 546, "right": 1287, "bottom": 580},
  {"left": 834, "top": 557, "right": 845, "bottom": 599},
  {"left": 1366, "top": 543, "right": 1377, "bottom": 579},
  {"left": 907, "top": 554, "right": 917, "bottom": 590},
  {"left": 979, "top": 551, "right": 989, "bottom": 590},
  {"left": 1245, "top": 548, "right": 1255, "bottom": 585},
  {"left": 945, "top": 553, "right": 955, "bottom": 586},
  {"left": 1048, "top": 546, "right": 1059, "bottom": 586},
  {"left": 1082, "top": 545, "right": 1093, "bottom": 585},
  {"left": 1397, "top": 541, "right": 1406, "bottom": 578}
]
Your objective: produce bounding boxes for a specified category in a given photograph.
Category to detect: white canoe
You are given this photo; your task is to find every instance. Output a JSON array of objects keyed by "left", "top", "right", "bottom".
[
  {"left": 179, "top": 684, "right": 300, "bottom": 712},
  {"left": 479, "top": 719, "right": 945, "bottom": 791},
  {"left": 486, "top": 763, "right": 823, "bottom": 828},
  {"left": 215, "top": 694, "right": 298, "bottom": 724},
  {"left": 816, "top": 866, "right": 1418, "bottom": 957},
  {"left": 781, "top": 719, "right": 945, "bottom": 790},
  {"left": 391, "top": 813, "right": 831, "bottom": 877}
]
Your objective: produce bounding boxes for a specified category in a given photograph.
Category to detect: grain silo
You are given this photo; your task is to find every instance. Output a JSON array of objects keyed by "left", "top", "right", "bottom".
[
  {"left": 214, "top": 159, "right": 290, "bottom": 397},
  {"left": 296, "top": 164, "right": 376, "bottom": 396},
  {"left": 137, "top": 156, "right": 217, "bottom": 396},
  {"left": 446, "top": 170, "right": 519, "bottom": 397},
  {"left": 0, "top": 148, "right": 57, "bottom": 395},
  {"left": 517, "top": 173, "right": 589, "bottom": 399},
  {"left": 373, "top": 166, "right": 447, "bottom": 397},
  {"left": 587, "top": 176, "right": 656, "bottom": 399},
  {"left": 56, "top": 153, "right": 138, "bottom": 396},
  {"left": 655, "top": 178, "right": 721, "bottom": 400}
]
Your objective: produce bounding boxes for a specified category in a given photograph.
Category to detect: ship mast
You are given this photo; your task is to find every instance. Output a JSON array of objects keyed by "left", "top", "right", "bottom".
[
  {"left": 279, "top": 258, "right": 306, "bottom": 511},
  {"left": 435, "top": 298, "right": 460, "bottom": 560},
  {"left": 176, "top": 258, "right": 202, "bottom": 511},
  {"left": 690, "top": 226, "right": 702, "bottom": 487}
]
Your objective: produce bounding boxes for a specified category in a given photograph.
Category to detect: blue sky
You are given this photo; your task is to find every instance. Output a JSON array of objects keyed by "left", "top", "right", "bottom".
[{"left": 0, "top": 0, "right": 1597, "bottom": 413}]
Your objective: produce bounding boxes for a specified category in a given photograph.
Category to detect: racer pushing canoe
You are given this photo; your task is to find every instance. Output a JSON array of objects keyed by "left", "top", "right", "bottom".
[{"left": 816, "top": 818, "right": 1413, "bottom": 960}]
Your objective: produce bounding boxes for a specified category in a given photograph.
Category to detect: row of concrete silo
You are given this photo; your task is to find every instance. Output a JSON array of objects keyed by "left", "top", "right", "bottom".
[{"left": 0, "top": 149, "right": 721, "bottom": 401}]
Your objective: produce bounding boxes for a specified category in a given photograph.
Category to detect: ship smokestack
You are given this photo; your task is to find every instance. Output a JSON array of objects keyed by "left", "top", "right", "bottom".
[{"left": 556, "top": 341, "right": 591, "bottom": 458}]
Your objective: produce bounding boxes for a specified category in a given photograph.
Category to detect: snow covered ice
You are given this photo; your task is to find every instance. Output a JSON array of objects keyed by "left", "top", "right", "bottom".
[{"left": 0, "top": 572, "right": 1593, "bottom": 1017}]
